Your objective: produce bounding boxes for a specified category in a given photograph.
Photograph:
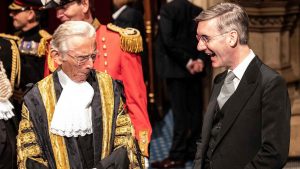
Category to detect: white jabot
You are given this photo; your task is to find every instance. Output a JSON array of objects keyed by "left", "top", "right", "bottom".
[
  {"left": 50, "top": 69, "right": 94, "bottom": 137},
  {"left": 0, "top": 100, "right": 14, "bottom": 120}
]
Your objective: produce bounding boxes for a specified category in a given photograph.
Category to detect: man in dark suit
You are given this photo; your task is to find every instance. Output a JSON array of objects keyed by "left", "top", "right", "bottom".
[
  {"left": 112, "top": 0, "right": 145, "bottom": 36},
  {"left": 152, "top": 0, "right": 207, "bottom": 168},
  {"left": 194, "top": 2, "right": 291, "bottom": 169}
]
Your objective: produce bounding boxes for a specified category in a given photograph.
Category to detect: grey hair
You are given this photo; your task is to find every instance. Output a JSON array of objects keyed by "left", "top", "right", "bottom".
[
  {"left": 195, "top": 2, "right": 249, "bottom": 45},
  {"left": 50, "top": 20, "right": 96, "bottom": 53}
]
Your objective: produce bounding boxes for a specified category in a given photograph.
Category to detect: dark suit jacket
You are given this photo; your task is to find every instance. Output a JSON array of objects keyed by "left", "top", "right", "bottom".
[
  {"left": 194, "top": 57, "right": 291, "bottom": 169},
  {"left": 155, "top": 0, "right": 207, "bottom": 78},
  {"left": 112, "top": 6, "right": 145, "bottom": 38}
]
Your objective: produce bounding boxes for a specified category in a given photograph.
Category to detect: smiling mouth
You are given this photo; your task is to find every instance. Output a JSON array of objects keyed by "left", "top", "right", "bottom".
[{"left": 206, "top": 52, "right": 216, "bottom": 57}]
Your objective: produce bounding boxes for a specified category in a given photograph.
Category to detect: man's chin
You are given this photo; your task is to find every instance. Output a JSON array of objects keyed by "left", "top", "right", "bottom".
[
  {"left": 211, "top": 60, "right": 221, "bottom": 68},
  {"left": 13, "top": 23, "right": 21, "bottom": 30},
  {"left": 59, "top": 18, "right": 70, "bottom": 23},
  {"left": 78, "top": 74, "right": 89, "bottom": 82}
]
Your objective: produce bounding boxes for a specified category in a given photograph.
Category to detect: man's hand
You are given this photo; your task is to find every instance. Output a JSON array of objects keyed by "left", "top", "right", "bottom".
[{"left": 186, "top": 59, "right": 204, "bottom": 74}]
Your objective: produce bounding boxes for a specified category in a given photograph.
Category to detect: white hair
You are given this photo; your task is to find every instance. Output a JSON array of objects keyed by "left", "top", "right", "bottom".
[{"left": 50, "top": 21, "right": 96, "bottom": 53}]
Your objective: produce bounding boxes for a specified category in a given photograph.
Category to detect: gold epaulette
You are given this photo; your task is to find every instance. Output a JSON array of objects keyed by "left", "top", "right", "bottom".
[
  {"left": 38, "top": 30, "right": 52, "bottom": 56},
  {"left": 39, "top": 30, "right": 52, "bottom": 40},
  {"left": 107, "top": 23, "right": 143, "bottom": 53},
  {"left": 0, "top": 33, "right": 20, "bottom": 41}
]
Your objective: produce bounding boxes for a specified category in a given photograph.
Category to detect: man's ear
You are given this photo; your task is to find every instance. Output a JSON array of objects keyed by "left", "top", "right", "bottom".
[
  {"left": 228, "top": 30, "right": 238, "bottom": 47},
  {"left": 81, "top": 0, "right": 90, "bottom": 13},
  {"left": 27, "top": 10, "right": 36, "bottom": 22},
  {"left": 51, "top": 50, "right": 63, "bottom": 65}
]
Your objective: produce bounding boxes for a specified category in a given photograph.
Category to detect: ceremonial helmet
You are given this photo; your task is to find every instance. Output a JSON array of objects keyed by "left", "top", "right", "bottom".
[
  {"left": 9, "top": 0, "right": 44, "bottom": 11},
  {"left": 41, "top": 0, "right": 79, "bottom": 9}
]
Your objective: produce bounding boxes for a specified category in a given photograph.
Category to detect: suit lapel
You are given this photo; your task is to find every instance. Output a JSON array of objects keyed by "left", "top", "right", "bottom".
[{"left": 213, "top": 57, "right": 261, "bottom": 149}]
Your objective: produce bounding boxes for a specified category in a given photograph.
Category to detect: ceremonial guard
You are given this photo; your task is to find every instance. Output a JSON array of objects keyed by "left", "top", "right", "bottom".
[
  {"left": 43, "top": 0, "right": 152, "bottom": 157},
  {"left": 8, "top": 0, "right": 51, "bottom": 121}
]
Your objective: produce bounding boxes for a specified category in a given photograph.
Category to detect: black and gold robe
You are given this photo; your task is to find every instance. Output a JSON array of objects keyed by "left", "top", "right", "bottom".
[{"left": 17, "top": 70, "right": 143, "bottom": 169}]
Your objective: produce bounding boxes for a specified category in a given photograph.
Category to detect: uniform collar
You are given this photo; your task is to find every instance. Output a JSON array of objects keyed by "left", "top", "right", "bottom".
[
  {"left": 92, "top": 18, "right": 101, "bottom": 30},
  {"left": 19, "top": 24, "right": 41, "bottom": 37}
]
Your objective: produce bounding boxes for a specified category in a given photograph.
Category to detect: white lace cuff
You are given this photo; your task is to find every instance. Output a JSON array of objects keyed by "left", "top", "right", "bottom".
[{"left": 0, "top": 100, "right": 14, "bottom": 120}]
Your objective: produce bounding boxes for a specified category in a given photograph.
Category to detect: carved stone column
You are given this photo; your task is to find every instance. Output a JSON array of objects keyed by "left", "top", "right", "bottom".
[{"left": 239, "top": 0, "right": 300, "bottom": 157}]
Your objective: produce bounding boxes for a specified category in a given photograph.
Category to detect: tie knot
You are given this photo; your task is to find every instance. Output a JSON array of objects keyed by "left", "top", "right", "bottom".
[{"left": 225, "top": 71, "right": 235, "bottom": 82}]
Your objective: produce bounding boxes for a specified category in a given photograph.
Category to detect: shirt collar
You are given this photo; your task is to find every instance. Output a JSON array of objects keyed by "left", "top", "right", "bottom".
[
  {"left": 112, "top": 5, "right": 127, "bottom": 20},
  {"left": 57, "top": 69, "right": 69, "bottom": 88},
  {"left": 232, "top": 49, "right": 255, "bottom": 80}
]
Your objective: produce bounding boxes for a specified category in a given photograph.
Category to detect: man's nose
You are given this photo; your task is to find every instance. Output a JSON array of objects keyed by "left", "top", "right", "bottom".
[
  {"left": 9, "top": 12, "right": 15, "bottom": 17},
  {"left": 85, "top": 58, "right": 94, "bottom": 69},
  {"left": 197, "top": 40, "right": 207, "bottom": 51}
]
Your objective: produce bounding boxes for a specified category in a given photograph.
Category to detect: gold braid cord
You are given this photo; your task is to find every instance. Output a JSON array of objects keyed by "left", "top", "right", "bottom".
[
  {"left": 0, "top": 33, "right": 20, "bottom": 41},
  {"left": 17, "top": 105, "right": 48, "bottom": 169},
  {"left": 9, "top": 39, "right": 21, "bottom": 89},
  {"left": 114, "top": 101, "right": 145, "bottom": 169},
  {"left": 107, "top": 23, "right": 143, "bottom": 53},
  {"left": 0, "top": 33, "right": 21, "bottom": 89},
  {"left": 0, "top": 61, "right": 12, "bottom": 101}
]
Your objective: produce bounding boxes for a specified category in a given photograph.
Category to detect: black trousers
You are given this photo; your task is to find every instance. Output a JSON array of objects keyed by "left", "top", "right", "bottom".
[
  {"left": 166, "top": 77, "right": 203, "bottom": 160},
  {"left": 0, "top": 118, "right": 18, "bottom": 169}
]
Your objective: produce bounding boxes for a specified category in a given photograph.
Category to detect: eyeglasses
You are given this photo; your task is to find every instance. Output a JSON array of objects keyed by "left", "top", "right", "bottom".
[
  {"left": 196, "top": 32, "right": 228, "bottom": 46},
  {"left": 66, "top": 50, "right": 98, "bottom": 66}
]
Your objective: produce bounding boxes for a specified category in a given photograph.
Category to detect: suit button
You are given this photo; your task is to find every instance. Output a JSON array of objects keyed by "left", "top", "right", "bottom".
[{"left": 102, "top": 37, "right": 106, "bottom": 42}]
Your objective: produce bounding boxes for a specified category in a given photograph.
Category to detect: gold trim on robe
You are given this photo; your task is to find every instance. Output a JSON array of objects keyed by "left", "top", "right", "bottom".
[
  {"left": 38, "top": 75, "right": 70, "bottom": 169},
  {"left": 17, "top": 71, "right": 144, "bottom": 169}
]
